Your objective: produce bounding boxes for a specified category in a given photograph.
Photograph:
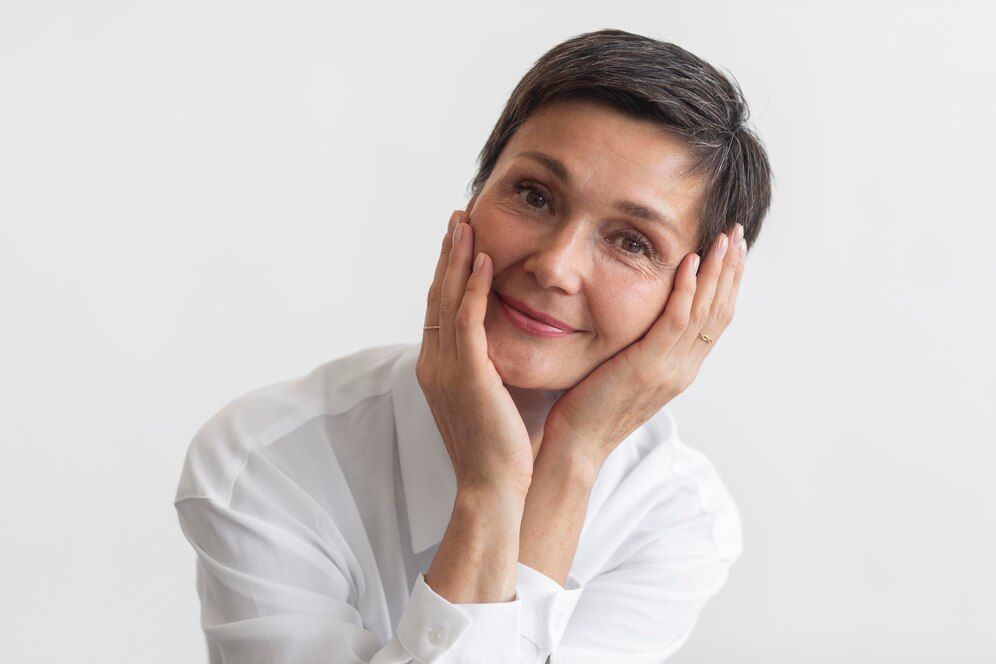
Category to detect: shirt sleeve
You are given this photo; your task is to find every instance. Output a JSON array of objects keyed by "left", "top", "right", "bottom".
[
  {"left": 551, "top": 506, "right": 742, "bottom": 663},
  {"left": 175, "top": 494, "right": 563, "bottom": 663},
  {"left": 514, "top": 561, "right": 585, "bottom": 659}
]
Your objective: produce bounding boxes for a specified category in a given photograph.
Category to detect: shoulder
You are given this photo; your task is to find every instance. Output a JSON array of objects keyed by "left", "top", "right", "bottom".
[
  {"left": 651, "top": 406, "right": 743, "bottom": 562},
  {"left": 173, "top": 342, "right": 414, "bottom": 505},
  {"left": 576, "top": 406, "right": 743, "bottom": 582}
]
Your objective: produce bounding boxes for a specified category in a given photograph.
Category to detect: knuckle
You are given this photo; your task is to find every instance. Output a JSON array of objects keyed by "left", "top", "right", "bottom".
[
  {"left": 712, "top": 301, "right": 729, "bottom": 323},
  {"left": 680, "top": 371, "right": 696, "bottom": 392},
  {"left": 691, "top": 303, "right": 710, "bottom": 327},
  {"left": 415, "top": 364, "right": 430, "bottom": 390},
  {"left": 438, "top": 293, "right": 453, "bottom": 319}
]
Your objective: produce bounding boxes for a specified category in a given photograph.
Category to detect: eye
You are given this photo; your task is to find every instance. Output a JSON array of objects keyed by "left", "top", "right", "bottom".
[
  {"left": 511, "top": 178, "right": 661, "bottom": 262},
  {"left": 512, "top": 180, "right": 553, "bottom": 214},
  {"left": 613, "top": 230, "right": 656, "bottom": 259}
]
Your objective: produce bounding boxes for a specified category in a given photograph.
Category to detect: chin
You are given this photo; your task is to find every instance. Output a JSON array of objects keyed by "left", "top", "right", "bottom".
[{"left": 485, "top": 331, "right": 573, "bottom": 390}]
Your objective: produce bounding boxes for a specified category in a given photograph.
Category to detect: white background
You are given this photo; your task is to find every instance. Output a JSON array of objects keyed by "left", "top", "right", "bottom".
[{"left": 2, "top": 1, "right": 994, "bottom": 662}]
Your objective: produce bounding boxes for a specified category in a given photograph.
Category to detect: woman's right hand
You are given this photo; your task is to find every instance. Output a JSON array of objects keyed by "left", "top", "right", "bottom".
[{"left": 416, "top": 209, "right": 535, "bottom": 499}]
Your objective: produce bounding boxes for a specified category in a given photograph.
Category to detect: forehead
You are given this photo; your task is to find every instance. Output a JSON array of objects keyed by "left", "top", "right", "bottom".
[{"left": 499, "top": 98, "right": 704, "bottom": 242}]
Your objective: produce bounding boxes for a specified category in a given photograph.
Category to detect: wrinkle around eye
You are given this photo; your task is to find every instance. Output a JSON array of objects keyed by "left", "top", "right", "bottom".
[
  {"left": 493, "top": 176, "right": 681, "bottom": 272},
  {"left": 511, "top": 179, "right": 554, "bottom": 214}
]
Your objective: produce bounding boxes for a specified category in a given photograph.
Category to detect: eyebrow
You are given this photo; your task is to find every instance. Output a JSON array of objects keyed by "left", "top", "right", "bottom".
[{"left": 513, "top": 150, "right": 682, "bottom": 235}]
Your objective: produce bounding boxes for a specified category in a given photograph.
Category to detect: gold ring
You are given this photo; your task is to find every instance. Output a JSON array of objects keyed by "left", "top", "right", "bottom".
[
  {"left": 423, "top": 325, "right": 440, "bottom": 330},
  {"left": 697, "top": 332, "right": 714, "bottom": 343}
]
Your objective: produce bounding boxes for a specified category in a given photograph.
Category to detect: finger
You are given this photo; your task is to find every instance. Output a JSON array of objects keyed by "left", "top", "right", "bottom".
[
  {"left": 726, "top": 236, "right": 747, "bottom": 309},
  {"left": 423, "top": 210, "right": 462, "bottom": 356},
  {"left": 687, "top": 233, "right": 747, "bottom": 366},
  {"left": 643, "top": 251, "right": 699, "bottom": 356},
  {"left": 454, "top": 250, "right": 493, "bottom": 370},
  {"left": 701, "top": 223, "right": 743, "bottom": 341},
  {"left": 671, "top": 230, "right": 730, "bottom": 361},
  {"left": 439, "top": 217, "right": 475, "bottom": 361}
]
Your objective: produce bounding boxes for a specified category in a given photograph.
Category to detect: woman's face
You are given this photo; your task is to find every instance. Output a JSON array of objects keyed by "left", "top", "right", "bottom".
[{"left": 467, "top": 97, "right": 706, "bottom": 390}]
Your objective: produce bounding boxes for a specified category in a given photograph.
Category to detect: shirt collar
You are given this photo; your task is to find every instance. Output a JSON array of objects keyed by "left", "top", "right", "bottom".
[{"left": 389, "top": 341, "right": 456, "bottom": 554}]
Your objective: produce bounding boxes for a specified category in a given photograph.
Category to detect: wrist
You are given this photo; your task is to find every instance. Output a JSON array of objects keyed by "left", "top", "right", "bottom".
[
  {"left": 536, "top": 437, "right": 603, "bottom": 488},
  {"left": 455, "top": 482, "right": 528, "bottom": 521},
  {"left": 427, "top": 486, "right": 523, "bottom": 604}
]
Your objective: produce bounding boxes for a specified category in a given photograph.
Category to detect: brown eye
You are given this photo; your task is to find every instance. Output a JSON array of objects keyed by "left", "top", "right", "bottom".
[
  {"left": 513, "top": 181, "right": 553, "bottom": 213},
  {"left": 619, "top": 236, "right": 646, "bottom": 254},
  {"left": 613, "top": 231, "right": 656, "bottom": 259}
]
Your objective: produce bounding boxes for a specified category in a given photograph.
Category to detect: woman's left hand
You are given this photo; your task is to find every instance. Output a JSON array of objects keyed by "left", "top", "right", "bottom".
[{"left": 541, "top": 223, "right": 747, "bottom": 473}]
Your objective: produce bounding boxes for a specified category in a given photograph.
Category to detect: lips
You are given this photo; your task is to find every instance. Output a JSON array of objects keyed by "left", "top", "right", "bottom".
[{"left": 496, "top": 292, "right": 578, "bottom": 333}]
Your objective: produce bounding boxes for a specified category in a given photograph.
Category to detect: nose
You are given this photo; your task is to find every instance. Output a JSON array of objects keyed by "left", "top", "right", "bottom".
[{"left": 522, "top": 218, "right": 588, "bottom": 295}]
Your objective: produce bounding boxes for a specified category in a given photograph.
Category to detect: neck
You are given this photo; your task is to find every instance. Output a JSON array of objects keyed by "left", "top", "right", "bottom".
[{"left": 504, "top": 383, "right": 565, "bottom": 461}]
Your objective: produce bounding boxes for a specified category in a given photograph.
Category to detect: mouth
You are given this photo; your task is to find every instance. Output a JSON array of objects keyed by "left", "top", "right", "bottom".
[{"left": 495, "top": 291, "right": 579, "bottom": 337}]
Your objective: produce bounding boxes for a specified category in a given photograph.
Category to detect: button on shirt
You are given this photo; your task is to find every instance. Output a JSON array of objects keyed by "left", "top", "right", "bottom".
[{"left": 173, "top": 342, "right": 743, "bottom": 663}]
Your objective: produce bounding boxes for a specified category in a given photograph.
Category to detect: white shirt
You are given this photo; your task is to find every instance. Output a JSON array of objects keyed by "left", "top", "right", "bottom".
[{"left": 174, "top": 341, "right": 743, "bottom": 663}]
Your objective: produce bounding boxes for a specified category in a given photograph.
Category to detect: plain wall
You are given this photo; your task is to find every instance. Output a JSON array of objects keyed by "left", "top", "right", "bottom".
[{"left": 1, "top": 1, "right": 993, "bottom": 662}]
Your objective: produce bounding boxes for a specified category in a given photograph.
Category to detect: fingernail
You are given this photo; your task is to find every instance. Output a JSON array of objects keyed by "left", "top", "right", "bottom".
[
  {"left": 452, "top": 223, "right": 464, "bottom": 247},
  {"left": 474, "top": 252, "right": 484, "bottom": 272},
  {"left": 449, "top": 211, "right": 461, "bottom": 234},
  {"left": 717, "top": 234, "right": 729, "bottom": 260},
  {"left": 736, "top": 223, "right": 744, "bottom": 241},
  {"left": 739, "top": 238, "right": 747, "bottom": 257}
]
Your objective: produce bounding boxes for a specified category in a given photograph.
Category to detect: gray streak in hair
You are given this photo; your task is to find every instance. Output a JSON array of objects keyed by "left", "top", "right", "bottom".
[{"left": 468, "top": 28, "right": 774, "bottom": 261}]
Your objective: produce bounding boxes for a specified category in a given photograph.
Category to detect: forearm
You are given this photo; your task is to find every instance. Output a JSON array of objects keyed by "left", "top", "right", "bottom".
[
  {"left": 425, "top": 484, "right": 526, "bottom": 603},
  {"left": 518, "top": 443, "right": 600, "bottom": 587}
]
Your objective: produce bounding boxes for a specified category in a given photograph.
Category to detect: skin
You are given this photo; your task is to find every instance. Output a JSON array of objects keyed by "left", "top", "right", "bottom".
[
  {"left": 464, "top": 97, "right": 728, "bottom": 455},
  {"left": 417, "top": 96, "right": 747, "bottom": 602}
]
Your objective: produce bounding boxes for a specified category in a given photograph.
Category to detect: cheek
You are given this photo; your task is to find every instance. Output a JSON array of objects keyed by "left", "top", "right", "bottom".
[
  {"left": 468, "top": 210, "right": 533, "bottom": 265},
  {"left": 592, "top": 278, "right": 672, "bottom": 343}
]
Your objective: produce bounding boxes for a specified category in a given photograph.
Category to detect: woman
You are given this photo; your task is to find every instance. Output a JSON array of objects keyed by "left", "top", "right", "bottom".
[{"left": 174, "top": 29, "right": 772, "bottom": 664}]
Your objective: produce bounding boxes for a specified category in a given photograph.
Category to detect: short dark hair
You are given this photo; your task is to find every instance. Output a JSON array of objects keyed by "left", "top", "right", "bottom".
[{"left": 468, "top": 28, "right": 773, "bottom": 259}]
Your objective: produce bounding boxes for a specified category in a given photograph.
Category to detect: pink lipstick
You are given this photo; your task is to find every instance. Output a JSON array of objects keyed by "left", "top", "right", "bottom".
[{"left": 496, "top": 292, "right": 578, "bottom": 338}]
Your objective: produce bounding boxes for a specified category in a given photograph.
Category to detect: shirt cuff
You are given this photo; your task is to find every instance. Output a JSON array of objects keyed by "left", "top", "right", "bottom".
[
  {"left": 515, "top": 562, "right": 585, "bottom": 653},
  {"left": 396, "top": 570, "right": 521, "bottom": 663}
]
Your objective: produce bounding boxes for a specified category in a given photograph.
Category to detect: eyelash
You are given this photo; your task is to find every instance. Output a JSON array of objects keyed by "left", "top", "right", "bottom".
[{"left": 511, "top": 180, "right": 659, "bottom": 260}]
